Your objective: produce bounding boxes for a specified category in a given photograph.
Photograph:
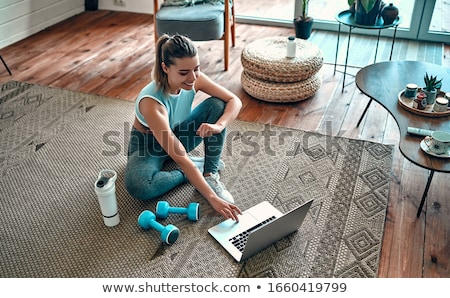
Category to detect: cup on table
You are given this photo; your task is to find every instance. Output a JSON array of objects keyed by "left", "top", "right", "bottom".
[
  {"left": 433, "top": 97, "right": 449, "bottom": 113},
  {"left": 405, "top": 83, "right": 418, "bottom": 98},
  {"left": 424, "top": 130, "right": 450, "bottom": 155}
]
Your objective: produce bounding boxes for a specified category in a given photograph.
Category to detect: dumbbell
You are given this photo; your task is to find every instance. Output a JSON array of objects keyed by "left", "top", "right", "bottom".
[
  {"left": 138, "top": 210, "right": 179, "bottom": 245},
  {"left": 156, "top": 201, "right": 200, "bottom": 222}
]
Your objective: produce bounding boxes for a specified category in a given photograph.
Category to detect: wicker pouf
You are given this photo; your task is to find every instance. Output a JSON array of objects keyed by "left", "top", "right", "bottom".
[
  {"left": 241, "top": 36, "right": 323, "bottom": 102},
  {"left": 241, "top": 71, "right": 322, "bottom": 103}
]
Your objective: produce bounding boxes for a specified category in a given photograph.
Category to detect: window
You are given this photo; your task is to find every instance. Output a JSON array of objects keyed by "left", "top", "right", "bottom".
[{"left": 234, "top": 0, "right": 449, "bottom": 42}]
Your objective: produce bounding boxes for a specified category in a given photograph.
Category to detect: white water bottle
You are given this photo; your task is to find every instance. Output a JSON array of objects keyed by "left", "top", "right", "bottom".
[
  {"left": 286, "top": 36, "right": 296, "bottom": 58},
  {"left": 94, "top": 169, "right": 120, "bottom": 227}
]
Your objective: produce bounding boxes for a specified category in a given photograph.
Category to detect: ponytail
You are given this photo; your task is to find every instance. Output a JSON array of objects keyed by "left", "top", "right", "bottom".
[{"left": 152, "top": 34, "right": 198, "bottom": 95}]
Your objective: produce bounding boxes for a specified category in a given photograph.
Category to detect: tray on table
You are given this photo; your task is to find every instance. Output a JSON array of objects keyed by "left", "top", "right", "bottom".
[{"left": 398, "top": 89, "right": 450, "bottom": 117}]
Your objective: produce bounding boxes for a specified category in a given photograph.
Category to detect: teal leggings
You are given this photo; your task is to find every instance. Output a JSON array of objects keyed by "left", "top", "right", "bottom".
[{"left": 124, "top": 97, "right": 226, "bottom": 200}]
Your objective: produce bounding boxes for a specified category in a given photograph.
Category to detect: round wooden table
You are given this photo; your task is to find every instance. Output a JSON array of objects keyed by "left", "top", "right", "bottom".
[{"left": 355, "top": 60, "right": 450, "bottom": 217}]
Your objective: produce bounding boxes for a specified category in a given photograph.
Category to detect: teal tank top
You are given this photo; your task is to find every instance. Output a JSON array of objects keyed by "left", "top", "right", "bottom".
[{"left": 135, "top": 81, "right": 195, "bottom": 129}]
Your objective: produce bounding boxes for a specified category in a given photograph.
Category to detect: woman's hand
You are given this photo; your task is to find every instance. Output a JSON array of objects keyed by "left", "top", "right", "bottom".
[
  {"left": 210, "top": 198, "right": 242, "bottom": 221},
  {"left": 196, "top": 123, "right": 224, "bottom": 138}
]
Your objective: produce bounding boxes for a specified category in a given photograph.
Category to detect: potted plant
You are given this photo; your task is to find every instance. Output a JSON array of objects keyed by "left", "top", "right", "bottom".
[
  {"left": 294, "top": 0, "right": 313, "bottom": 39},
  {"left": 423, "top": 72, "right": 443, "bottom": 105},
  {"left": 348, "top": 0, "right": 383, "bottom": 25}
]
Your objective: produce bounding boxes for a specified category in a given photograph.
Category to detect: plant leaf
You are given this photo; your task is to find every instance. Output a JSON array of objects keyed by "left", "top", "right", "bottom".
[{"left": 360, "top": 0, "right": 377, "bottom": 13}]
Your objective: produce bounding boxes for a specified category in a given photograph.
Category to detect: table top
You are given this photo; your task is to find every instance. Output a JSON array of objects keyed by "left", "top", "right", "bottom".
[
  {"left": 355, "top": 60, "right": 450, "bottom": 173},
  {"left": 336, "top": 10, "right": 401, "bottom": 29},
  {"left": 242, "top": 36, "right": 322, "bottom": 63}
]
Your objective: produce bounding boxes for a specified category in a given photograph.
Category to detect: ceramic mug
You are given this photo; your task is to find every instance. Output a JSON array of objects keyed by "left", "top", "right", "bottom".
[{"left": 424, "top": 130, "right": 450, "bottom": 155}]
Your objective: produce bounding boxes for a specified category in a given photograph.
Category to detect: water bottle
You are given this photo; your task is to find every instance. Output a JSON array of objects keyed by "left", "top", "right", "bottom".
[
  {"left": 94, "top": 169, "right": 120, "bottom": 227},
  {"left": 286, "top": 36, "right": 296, "bottom": 58}
]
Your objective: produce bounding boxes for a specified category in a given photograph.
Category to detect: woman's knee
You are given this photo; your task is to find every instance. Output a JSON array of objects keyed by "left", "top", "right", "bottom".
[{"left": 205, "top": 97, "right": 226, "bottom": 112}]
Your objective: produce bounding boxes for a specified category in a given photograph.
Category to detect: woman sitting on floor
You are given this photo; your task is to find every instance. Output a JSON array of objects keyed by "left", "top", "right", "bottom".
[{"left": 124, "top": 34, "right": 242, "bottom": 221}]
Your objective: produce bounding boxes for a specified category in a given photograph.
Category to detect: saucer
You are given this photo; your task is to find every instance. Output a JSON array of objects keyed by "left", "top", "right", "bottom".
[{"left": 420, "top": 138, "right": 450, "bottom": 158}]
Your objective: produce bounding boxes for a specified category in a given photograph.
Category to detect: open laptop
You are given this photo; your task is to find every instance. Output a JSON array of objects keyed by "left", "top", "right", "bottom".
[{"left": 208, "top": 199, "right": 313, "bottom": 262}]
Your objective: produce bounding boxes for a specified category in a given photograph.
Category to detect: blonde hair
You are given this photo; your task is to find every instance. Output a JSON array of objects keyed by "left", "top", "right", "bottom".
[{"left": 152, "top": 34, "right": 198, "bottom": 95}]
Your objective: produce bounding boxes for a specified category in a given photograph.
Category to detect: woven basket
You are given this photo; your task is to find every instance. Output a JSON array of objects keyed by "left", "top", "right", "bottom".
[
  {"left": 241, "top": 36, "right": 323, "bottom": 83},
  {"left": 241, "top": 70, "right": 322, "bottom": 103}
]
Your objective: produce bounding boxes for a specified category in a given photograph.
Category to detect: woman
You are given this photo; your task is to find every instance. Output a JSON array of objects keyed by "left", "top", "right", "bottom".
[{"left": 124, "top": 34, "right": 242, "bottom": 221}]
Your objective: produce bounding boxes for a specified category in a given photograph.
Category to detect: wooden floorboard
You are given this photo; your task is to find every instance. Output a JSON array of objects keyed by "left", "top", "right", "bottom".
[{"left": 0, "top": 10, "right": 449, "bottom": 278}]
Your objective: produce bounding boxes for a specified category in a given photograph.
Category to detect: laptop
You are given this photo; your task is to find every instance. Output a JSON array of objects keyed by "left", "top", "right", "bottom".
[{"left": 208, "top": 199, "right": 313, "bottom": 262}]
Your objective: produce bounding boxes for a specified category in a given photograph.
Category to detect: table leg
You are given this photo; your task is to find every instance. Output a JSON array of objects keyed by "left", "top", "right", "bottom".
[
  {"left": 373, "top": 29, "right": 381, "bottom": 64},
  {"left": 0, "top": 55, "right": 12, "bottom": 76},
  {"left": 416, "top": 170, "right": 435, "bottom": 217},
  {"left": 389, "top": 25, "right": 399, "bottom": 61},
  {"left": 357, "top": 98, "right": 372, "bottom": 127},
  {"left": 334, "top": 23, "right": 341, "bottom": 75},
  {"left": 342, "top": 27, "right": 352, "bottom": 93}
]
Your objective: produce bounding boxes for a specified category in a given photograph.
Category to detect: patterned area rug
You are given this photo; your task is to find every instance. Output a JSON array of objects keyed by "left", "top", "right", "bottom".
[{"left": 0, "top": 81, "right": 394, "bottom": 278}]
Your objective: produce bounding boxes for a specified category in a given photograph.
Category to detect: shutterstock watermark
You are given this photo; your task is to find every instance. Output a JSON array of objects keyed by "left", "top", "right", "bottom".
[{"left": 101, "top": 121, "right": 346, "bottom": 157}]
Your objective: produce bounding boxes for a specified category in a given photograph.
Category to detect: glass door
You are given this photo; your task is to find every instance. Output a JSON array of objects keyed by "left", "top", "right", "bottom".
[
  {"left": 418, "top": 0, "right": 450, "bottom": 42},
  {"left": 234, "top": 0, "right": 448, "bottom": 43},
  {"left": 308, "top": 0, "right": 419, "bottom": 40},
  {"left": 234, "top": 0, "right": 294, "bottom": 24}
]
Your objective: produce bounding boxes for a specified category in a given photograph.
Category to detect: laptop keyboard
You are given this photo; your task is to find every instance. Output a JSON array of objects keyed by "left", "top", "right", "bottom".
[{"left": 229, "top": 216, "right": 276, "bottom": 252}]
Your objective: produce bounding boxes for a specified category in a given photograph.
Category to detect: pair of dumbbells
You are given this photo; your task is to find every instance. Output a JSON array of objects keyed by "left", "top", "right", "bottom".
[{"left": 138, "top": 201, "right": 200, "bottom": 245}]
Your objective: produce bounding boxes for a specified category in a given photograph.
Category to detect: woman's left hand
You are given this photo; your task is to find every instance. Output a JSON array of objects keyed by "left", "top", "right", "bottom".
[
  {"left": 196, "top": 123, "right": 223, "bottom": 138},
  {"left": 210, "top": 198, "right": 242, "bottom": 221}
]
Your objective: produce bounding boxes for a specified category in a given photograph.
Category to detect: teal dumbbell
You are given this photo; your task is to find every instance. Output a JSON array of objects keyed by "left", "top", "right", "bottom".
[
  {"left": 156, "top": 201, "right": 200, "bottom": 222},
  {"left": 138, "top": 210, "right": 179, "bottom": 245}
]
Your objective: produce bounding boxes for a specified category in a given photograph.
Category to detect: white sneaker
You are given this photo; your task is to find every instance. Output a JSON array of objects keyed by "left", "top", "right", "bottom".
[
  {"left": 204, "top": 172, "right": 234, "bottom": 204},
  {"left": 189, "top": 156, "right": 225, "bottom": 173}
]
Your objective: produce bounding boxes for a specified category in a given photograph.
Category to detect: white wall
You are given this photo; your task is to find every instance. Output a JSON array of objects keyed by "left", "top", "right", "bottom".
[
  {"left": 0, "top": 0, "right": 85, "bottom": 48},
  {"left": 0, "top": 0, "right": 156, "bottom": 49},
  {"left": 99, "top": 0, "right": 153, "bottom": 14}
]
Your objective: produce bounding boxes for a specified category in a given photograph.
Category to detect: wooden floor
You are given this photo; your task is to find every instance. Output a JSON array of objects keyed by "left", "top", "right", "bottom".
[{"left": 0, "top": 10, "right": 449, "bottom": 278}]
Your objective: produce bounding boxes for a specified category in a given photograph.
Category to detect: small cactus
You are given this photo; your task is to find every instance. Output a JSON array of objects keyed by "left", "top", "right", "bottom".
[{"left": 423, "top": 72, "right": 443, "bottom": 92}]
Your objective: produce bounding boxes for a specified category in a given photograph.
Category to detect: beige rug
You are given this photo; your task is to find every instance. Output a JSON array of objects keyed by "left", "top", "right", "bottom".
[{"left": 0, "top": 81, "right": 394, "bottom": 278}]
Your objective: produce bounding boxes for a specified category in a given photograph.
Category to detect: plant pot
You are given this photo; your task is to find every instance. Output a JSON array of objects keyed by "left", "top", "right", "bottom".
[
  {"left": 294, "top": 18, "right": 313, "bottom": 40},
  {"left": 85, "top": 0, "right": 98, "bottom": 11},
  {"left": 354, "top": 0, "right": 382, "bottom": 25},
  {"left": 349, "top": 3, "right": 356, "bottom": 15},
  {"left": 423, "top": 89, "right": 437, "bottom": 105}
]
